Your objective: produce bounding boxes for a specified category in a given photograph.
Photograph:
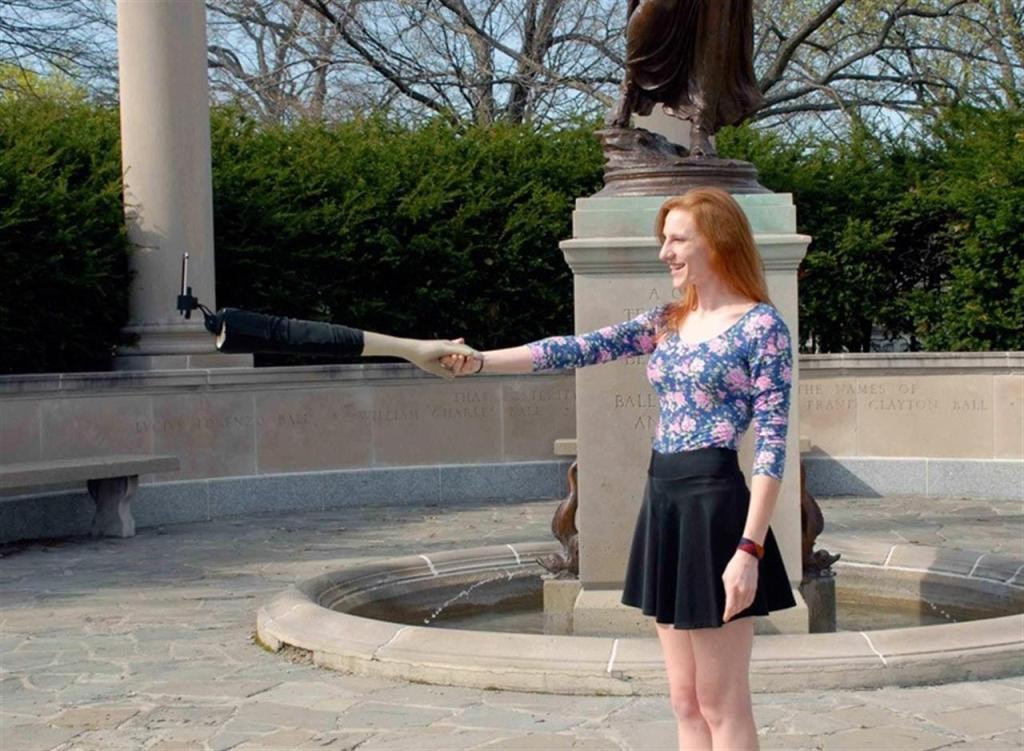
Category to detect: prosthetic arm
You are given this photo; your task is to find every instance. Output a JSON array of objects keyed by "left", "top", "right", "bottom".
[{"left": 176, "top": 254, "right": 478, "bottom": 379}]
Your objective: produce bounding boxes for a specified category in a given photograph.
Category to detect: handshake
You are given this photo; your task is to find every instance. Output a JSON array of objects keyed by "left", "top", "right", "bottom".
[
  {"left": 432, "top": 336, "right": 483, "bottom": 377},
  {"left": 424, "top": 337, "right": 485, "bottom": 379}
]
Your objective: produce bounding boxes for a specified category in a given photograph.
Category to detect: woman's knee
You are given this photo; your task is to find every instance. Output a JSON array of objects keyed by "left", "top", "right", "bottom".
[
  {"left": 688, "top": 618, "right": 755, "bottom": 725},
  {"left": 668, "top": 683, "right": 703, "bottom": 722},
  {"left": 695, "top": 684, "right": 750, "bottom": 727}
]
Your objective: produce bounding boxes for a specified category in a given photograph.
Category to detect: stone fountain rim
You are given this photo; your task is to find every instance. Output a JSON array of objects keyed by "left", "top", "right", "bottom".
[{"left": 256, "top": 541, "right": 1024, "bottom": 695}]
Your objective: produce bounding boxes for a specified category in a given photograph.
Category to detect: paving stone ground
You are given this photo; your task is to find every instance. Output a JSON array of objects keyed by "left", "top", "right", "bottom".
[{"left": 1, "top": 493, "right": 1021, "bottom": 750}]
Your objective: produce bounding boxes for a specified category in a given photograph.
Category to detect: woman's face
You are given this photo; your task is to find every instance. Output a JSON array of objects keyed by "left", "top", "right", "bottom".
[{"left": 658, "top": 209, "right": 711, "bottom": 290}]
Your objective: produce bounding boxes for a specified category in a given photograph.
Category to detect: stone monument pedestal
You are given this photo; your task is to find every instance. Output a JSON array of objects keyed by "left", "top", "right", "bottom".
[{"left": 545, "top": 192, "right": 810, "bottom": 636}]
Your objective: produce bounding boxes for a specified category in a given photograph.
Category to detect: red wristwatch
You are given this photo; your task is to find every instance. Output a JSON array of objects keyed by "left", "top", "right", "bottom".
[{"left": 737, "top": 536, "right": 764, "bottom": 560}]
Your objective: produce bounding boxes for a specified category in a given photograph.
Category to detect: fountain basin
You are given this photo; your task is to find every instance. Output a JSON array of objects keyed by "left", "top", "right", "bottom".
[{"left": 256, "top": 541, "right": 1024, "bottom": 695}]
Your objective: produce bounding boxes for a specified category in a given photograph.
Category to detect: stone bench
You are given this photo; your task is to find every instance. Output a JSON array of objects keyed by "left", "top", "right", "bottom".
[{"left": 0, "top": 455, "right": 180, "bottom": 538}]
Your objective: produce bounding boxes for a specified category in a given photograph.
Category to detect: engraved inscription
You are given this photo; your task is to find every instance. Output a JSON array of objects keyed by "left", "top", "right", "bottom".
[
  {"left": 801, "top": 398, "right": 857, "bottom": 412},
  {"left": 134, "top": 385, "right": 569, "bottom": 438},
  {"left": 357, "top": 407, "right": 419, "bottom": 423},
  {"left": 800, "top": 380, "right": 990, "bottom": 414},
  {"left": 952, "top": 399, "right": 987, "bottom": 411},
  {"left": 136, "top": 415, "right": 270, "bottom": 433},
  {"left": 866, "top": 397, "right": 940, "bottom": 411},
  {"left": 623, "top": 286, "right": 671, "bottom": 318},
  {"left": 452, "top": 391, "right": 497, "bottom": 403},
  {"left": 507, "top": 386, "right": 574, "bottom": 418},
  {"left": 431, "top": 405, "right": 495, "bottom": 420},
  {"left": 612, "top": 391, "right": 659, "bottom": 431},
  {"left": 615, "top": 393, "right": 658, "bottom": 409},
  {"left": 633, "top": 415, "right": 658, "bottom": 431},
  {"left": 367, "top": 390, "right": 498, "bottom": 423},
  {"left": 510, "top": 404, "right": 541, "bottom": 417},
  {"left": 507, "top": 388, "right": 575, "bottom": 403}
]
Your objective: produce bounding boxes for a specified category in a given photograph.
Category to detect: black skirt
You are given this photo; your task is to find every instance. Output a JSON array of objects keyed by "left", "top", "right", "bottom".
[{"left": 620, "top": 446, "right": 797, "bottom": 629}]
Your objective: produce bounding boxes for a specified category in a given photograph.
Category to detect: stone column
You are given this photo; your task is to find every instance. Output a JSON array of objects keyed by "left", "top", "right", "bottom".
[
  {"left": 559, "top": 194, "right": 810, "bottom": 635},
  {"left": 114, "top": 0, "right": 250, "bottom": 370}
]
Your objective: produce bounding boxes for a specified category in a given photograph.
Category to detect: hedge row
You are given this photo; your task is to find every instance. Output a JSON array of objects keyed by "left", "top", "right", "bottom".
[
  {"left": 208, "top": 113, "right": 603, "bottom": 365},
  {"left": 718, "top": 109, "right": 1023, "bottom": 353},
  {"left": 1, "top": 95, "right": 1021, "bottom": 374},
  {"left": 0, "top": 97, "right": 131, "bottom": 373}
]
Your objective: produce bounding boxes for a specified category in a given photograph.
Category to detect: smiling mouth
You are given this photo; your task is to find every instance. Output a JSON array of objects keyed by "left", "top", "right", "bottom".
[{"left": 669, "top": 263, "right": 686, "bottom": 272}]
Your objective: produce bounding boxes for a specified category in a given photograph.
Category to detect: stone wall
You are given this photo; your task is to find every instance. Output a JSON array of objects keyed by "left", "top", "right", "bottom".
[
  {"left": 1, "top": 364, "right": 575, "bottom": 479},
  {"left": 0, "top": 364, "right": 576, "bottom": 542},
  {"left": 0, "top": 352, "right": 1020, "bottom": 542},
  {"left": 799, "top": 351, "right": 1021, "bottom": 501}
]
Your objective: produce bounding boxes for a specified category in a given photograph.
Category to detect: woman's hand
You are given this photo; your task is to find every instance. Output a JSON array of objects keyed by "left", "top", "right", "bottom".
[
  {"left": 721, "top": 550, "right": 758, "bottom": 622},
  {"left": 441, "top": 343, "right": 483, "bottom": 376},
  {"left": 405, "top": 337, "right": 480, "bottom": 379}
]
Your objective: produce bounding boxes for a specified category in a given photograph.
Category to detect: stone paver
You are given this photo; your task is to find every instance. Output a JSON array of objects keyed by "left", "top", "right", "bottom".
[
  {"left": 0, "top": 494, "right": 1021, "bottom": 750},
  {"left": 819, "top": 725, "right": 953, "bottom": 750},
  {"left": 926, "top": 705, "right": 1023, "bottom": 738}
]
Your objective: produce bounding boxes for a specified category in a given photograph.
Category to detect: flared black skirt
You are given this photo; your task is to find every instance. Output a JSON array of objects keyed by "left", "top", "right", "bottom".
[{"left": 620, "top": 446, "right": 797, "bottom": 629}]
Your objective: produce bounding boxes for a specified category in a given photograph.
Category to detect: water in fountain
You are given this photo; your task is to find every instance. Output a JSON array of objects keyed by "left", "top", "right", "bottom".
[{"left": 420, "top": 569, "right": 528, "bottom": 626}]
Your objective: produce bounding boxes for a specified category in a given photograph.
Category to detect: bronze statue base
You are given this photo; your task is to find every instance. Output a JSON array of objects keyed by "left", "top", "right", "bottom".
[{"left": 595, "top": 127, "right": 769, "bottom": 197}]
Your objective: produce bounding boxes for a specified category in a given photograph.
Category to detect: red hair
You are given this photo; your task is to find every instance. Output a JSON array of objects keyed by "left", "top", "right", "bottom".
[{"left": 654, "top": 187, "right": 773, "bottom": 341}]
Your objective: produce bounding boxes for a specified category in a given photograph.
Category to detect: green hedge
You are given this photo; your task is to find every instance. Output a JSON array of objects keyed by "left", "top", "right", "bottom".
[
  {"left": 0, "top": 96, "right": 131, "bottom": 374},
  {"left": 209, "top": 113, "right": 603, "bottom": 364},
  {"left": 1, "top": 95, "right": 1021, "bottom": 374},
  {"left": 718, "top": 108, "right": 1024, "bottom": 352},
  {"left": 906, "top": 108, "right": 1024, "bottom": 350}
]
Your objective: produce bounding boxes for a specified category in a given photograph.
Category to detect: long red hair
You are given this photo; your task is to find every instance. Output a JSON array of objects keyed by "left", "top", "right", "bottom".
[{"left": 654, "top": 188, "right": 773, "bottom": 342}]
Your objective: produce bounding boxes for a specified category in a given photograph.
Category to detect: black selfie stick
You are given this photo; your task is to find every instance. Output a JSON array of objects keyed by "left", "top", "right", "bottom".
[{"left": 173, "top": 252, "right": 364, "bottom": 356}]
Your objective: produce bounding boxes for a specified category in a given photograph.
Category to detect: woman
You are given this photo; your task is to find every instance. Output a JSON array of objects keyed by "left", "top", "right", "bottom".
[{"left": 444, "top": 187, "right": 796, "bottom": 751}]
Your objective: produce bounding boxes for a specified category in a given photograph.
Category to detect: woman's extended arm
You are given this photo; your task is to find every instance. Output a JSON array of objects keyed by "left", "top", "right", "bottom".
[
  {"left": 447, "top": 306, "right": 666, "bottom": 376},
  {"left": 461, "top": 345, "right": 535, "bottom": 374}
]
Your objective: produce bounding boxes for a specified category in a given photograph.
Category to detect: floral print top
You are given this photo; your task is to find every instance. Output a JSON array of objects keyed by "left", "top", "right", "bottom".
[{"left": 526, "top": 302, "right": 792, "bottom": 480}]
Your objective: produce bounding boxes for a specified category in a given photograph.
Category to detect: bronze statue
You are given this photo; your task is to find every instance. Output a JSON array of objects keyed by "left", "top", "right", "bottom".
[
  {"left": 799, "top": 458, "right": 841, "bottom": 576},
  {"left": 607, "top": 0, "right": 764, "bottom": 157},
  {"left": 596, "top": 0, "right": 768, "bottom": 195},
  {"left": 537, "top": 462, "right": 580, "bottom": 578}
]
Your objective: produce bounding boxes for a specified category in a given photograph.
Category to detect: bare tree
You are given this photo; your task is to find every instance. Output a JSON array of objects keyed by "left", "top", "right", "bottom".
[
  {"left": 2, "top": 0, "right": 1020, "bottom": 131},
  {"left": 205, "top": 0, "right": 1022, "bottom": 130},
  {"left": 206, "top": 0, "right": 369, "bottom": 121},
  {"left": 752, "top": 0, "right": 1023, "bottom": 135},
  {"left": 0, "top": 0, "right": 117, "bottom": 98},
  {"left": 291, "top": 0, "right": 622, "bottom": 124}
]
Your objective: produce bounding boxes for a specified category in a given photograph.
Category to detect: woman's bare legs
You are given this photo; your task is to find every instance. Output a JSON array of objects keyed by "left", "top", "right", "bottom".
[
  {"left": 689, "top": 615, "right": 759, "bottom": 750},
  {"left": 655, "top": 622, "right": 712, "bottom": 750}
]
